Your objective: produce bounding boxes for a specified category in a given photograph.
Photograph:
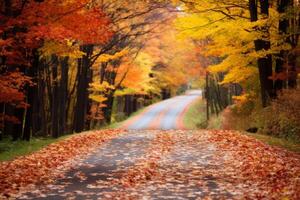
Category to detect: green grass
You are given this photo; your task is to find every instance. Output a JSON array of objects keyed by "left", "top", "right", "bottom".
[
  {"left": 102, "top": 121, "right": 124, "bottom": 129},
  {"left": 246, "top": 133, "right": 300, "bottom": 153},
  {"left": 183, "top": 101, "right": 300, "bottom": 153},
  {"left": 102, "top": 107, "right": 148, "bottom": 129},
  {"left": 183, "top": 99, "right": 207, "bottom": 129},
  {"left": 207, "top": 114, "right": 223, "bottom": 130},
  {"left": 0, "top": 137, "right": 65, "bottom": 161}
]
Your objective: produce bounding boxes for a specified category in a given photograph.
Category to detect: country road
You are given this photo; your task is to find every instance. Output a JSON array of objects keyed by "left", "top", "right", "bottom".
[
  {"left": 3, "top": 91, "right": 299, "bottom": 200},
  {"left": 123, "top": 90, "right": 202, "bottom": 130},
  {"left": 17, "top": 130, "right": 300, "bottom": 200}
]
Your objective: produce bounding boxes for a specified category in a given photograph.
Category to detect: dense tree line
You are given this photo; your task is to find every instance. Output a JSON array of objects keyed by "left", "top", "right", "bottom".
[
  {"left": 0, "top": 0, "right": 186, "bottom": 141},
  {"left": 177, "top": 0, "right": 299, "bottom": 114}
]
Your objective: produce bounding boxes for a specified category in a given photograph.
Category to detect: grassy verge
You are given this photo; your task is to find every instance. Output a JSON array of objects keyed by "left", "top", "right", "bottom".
[
  {"left": 206, "top": 109, "right": 300, "bottom": 153},
  {"left": 0, "top": 136, "right": 68, "bottom": 161},
  {"left": 245, "top": 133, "right": 300, "bottom": 153},
  {"left": 207, "top": 114, "right": 223, "bottom": 130},
  {"left": 103, "top": 106, "right": 148, "bottom": 129},
  {"left": 183, "top": 99, "right": 207, "bottom": 129},
  {"left": 0, "top": 106, "right": 148, "bottom": 161}
]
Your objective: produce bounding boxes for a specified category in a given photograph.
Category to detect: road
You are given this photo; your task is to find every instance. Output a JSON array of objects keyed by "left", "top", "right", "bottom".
[
  {"left": 123, "top": 90, "right": 202, "bottom": 130},
  {"left": 14, "top": 90, "right": 300, "bottom": 200},
  {"left": 17, "top": 131, "right": 238, "bottom": 199},
  {"left": 18, "top": 130, "right": 300, "bottom": 200}
]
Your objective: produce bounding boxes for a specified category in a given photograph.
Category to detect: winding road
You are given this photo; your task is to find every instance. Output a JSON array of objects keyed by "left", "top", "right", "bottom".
[
  {"left": 14, "top": 89, "right": 300, "bottom": 200},
  {"left": 123, "top": 90, "right": 202, "bottom": 130}
]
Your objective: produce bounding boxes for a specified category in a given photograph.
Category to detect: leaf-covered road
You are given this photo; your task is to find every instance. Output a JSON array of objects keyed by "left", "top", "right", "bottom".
[
  {"left": 13, "top": 130, "right": 300, "bottom": 200},
  {"left": 122, "top": 90, "right": 202, "bottom": 130}
]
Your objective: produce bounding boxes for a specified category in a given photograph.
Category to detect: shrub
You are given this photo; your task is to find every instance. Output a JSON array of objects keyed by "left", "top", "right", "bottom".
[
  {"left": 260, "top": 88, "right": 300, "bottom": 142},
  {"left": 225, "top": 88, "right": 300, "bottom": 143},
  {"left": 231, "top": 93, "right": 257, "bottom": 116}
]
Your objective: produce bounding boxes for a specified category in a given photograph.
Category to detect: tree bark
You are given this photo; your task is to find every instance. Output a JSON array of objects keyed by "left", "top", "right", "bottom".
[
  {"left": 206, "top": 72, "right": 210, "bottom": 121},
  {"left": 37, "top": 59, "right": 47, "bottom": 136},
  {"left": 288, "top": 54, "right": 297, "bottom": 88},
  {"left": 51, "top": 55, "right": 59, "bottom": 138},
  {"left": 103, "top": 92, "right": 115, "bottom": 124},
  {"left": 249, "top": 0, "right": 274, "bottom": 107},
  {"left": 124, "top": 95, "right": 133, "bottom": 116},
  {"left": 73, "top": 45, "right": 93, "bottom": 133},
  {"left": 23, "top": 50, "right": 39, "bottom": 141},
  {"left": 59, "top": 57, "right": 69, "bottom": 135},
  {"left": 275, "top": 0, "right": 290, "bottom": 92}
]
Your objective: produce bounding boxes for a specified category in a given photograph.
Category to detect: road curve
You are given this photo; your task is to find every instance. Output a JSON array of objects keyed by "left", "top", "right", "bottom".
[{"left": 122, "top": 90, "right": 202, "bottom": 130}]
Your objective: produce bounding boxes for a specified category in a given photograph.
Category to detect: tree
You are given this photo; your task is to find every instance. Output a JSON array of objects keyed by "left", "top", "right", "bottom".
[
  {"left": 175, "top": 0, "right": 299, "bottom": 108},
  {"left": 249, "top": 0, "right": 274, "bottom": 106},
  {"left": 86, "top": 0, "right": 173, "bottom": 124},
  {"left": 0, "top": 0, "right": 112, "bottom": 139}
]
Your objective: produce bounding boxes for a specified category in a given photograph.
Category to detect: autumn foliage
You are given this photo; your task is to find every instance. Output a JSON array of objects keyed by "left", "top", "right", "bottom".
[
  {"left": 0, "top": 1, "right": 299, "bottom": 199},
  {"left": 1, "top": 0, "right": 204, "bottom": 140},
  {"left": 0, "top": 0, "right": 112, "bottom": 139}
]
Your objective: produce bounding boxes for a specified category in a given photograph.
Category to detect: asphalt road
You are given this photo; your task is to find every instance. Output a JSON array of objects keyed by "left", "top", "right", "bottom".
[
  {"left": 124, "top": 90, "right": 202, "bottom": 130},
  {"left": 19, "top": 131, "right": 234, "bottom": 200}
]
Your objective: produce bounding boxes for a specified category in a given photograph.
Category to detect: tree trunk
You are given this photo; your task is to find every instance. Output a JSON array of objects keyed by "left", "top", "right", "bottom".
[
  {"left": 23, "top": 49, "right": 41, "bottom": 141},
  {"left": 12, "top": 108, "right": 23, "bottom": 141},
  {"left": 51, "top": 82, "right": 59, "bottom": 138},
  {"left": 275, "top": 0, "right": 290, "bottom": 92},
  {"left": 103, "top": 93, "right": 115, "bottom": 124},
  {"left": 59, "top": 57, "right": 69, "bottom": 135},
  {"left": 288, "top": 54, "right": 297, "bottom": 88},
  {"left": 249, "top": 0, "right": 274, "bottom": 107},
  {"left": 4, "top": 0, "right": 12, "bottom": 16},
  {"left": 287, "top": 0, "right": 299, "bottom": 89},
  {"left": 124, "top": 95, "right": 133, "bottom": 116},
  {"left": 206, "top": 72, "right": 210, "bottom": 121},
  {"left": 51, "top": 55, "right": 59, "bottom": 138},
  {"left": 73, "top": 45, "right": 93, "bottom": 133},
  {"left": 4, "top": 105, "right": 14, "bottom": 140}
]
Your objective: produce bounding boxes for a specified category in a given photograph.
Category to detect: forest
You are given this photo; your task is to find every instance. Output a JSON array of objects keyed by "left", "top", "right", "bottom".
[
  {"left": 1, "top": 0, "right": 299, "bottom": 140},
  {"left": 0, "top": 0, "right": 299, "bottom": 199},
  {"left": 0, "top": 0, "right": 203, "bottom": 141}
]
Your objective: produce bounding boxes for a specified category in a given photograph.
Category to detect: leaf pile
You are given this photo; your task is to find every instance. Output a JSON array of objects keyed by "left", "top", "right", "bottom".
[
  {"left": 96, "top": 131, "right": 176, "bottom": 199},
  {"left": 0, "top": 130, "right": 122, "bottom": 199},
  {"left": 2, "top": 130, "right": 299, "bottom": 199},
  {"left": 117, "top": 132, "right": 175, "bottom": 187},
  {"left": 208, "top": 130, "right": 300, "bottom": 199},
  {"left": 100, "top": 130, "right": 300, "bottom": 199}
]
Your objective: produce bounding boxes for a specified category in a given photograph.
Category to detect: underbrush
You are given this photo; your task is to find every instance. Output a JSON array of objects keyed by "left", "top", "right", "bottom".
[
  {"left": 258, "top": 89, "right": 300, "bottom": 142},
  {"left": 226, "top": 89, "right": 300, "bottom": 141},
  {"left": 220, "top": 88, "right": 300, "bottom": 151}
]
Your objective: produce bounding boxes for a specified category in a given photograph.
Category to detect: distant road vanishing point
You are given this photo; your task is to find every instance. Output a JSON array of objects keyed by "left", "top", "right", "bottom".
[{"left": 122, "top": 90, "right": 202, "bottom": 130}]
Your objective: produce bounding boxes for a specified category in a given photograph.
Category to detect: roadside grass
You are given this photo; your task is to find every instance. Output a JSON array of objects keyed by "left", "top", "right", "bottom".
[
  {"left": 183, "top": 99, "right": 207, "bottom": 129},
  {"left": 206, "top": 109, "right": 300, "bottom": 153},
  {"left": 0, "top": 136, "right": 67, "bottom": 161},
  {"left": 3, "top": 98, "right": 298, "bottom": 162},
  {"left": 246, "top": 133, "right": 300, "bottom": 153},
  {"left": 207, "top": 114, "right": 223, "bottom": 130},
  {"left": 102, "top": 107, "right": 148, "bottom": 129},
  {"left": 0, "top": 106, "right": 147, "bottom": 161}
]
